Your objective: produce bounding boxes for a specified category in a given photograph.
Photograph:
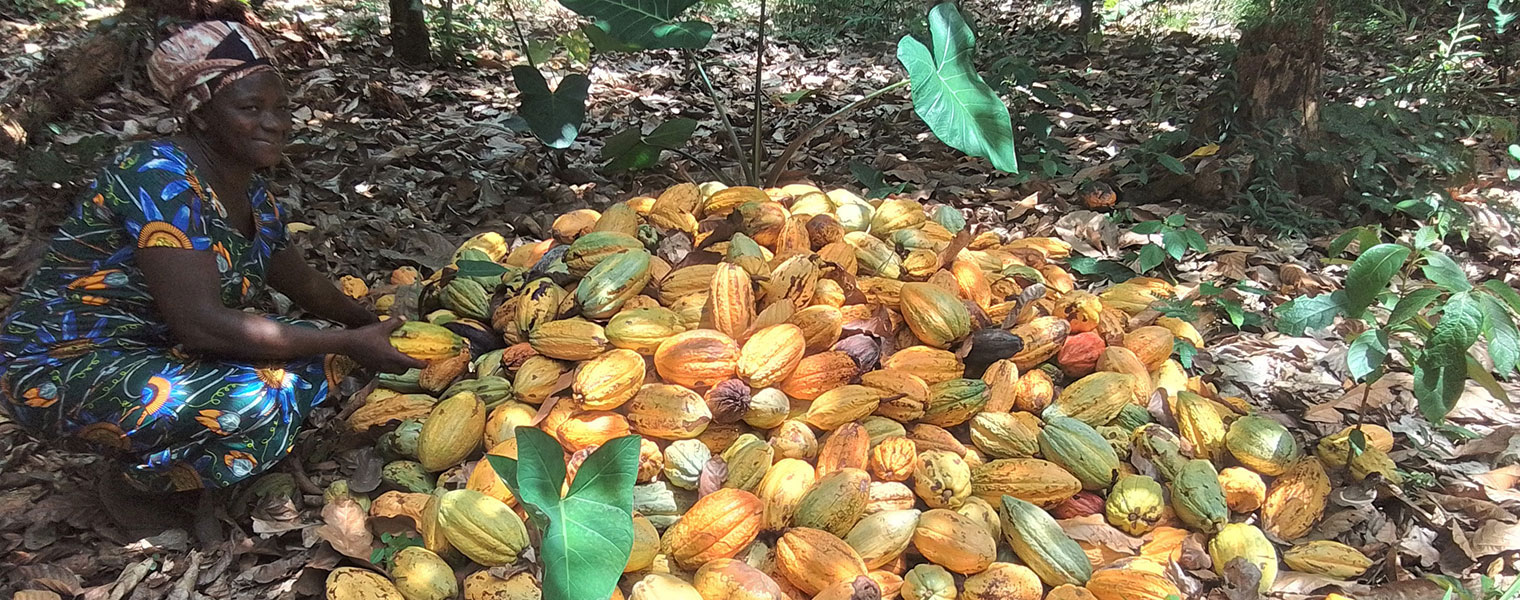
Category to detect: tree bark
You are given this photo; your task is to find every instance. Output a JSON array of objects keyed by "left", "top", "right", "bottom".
[
  {"left": 1231, "top": 0, "right": 1329, "bottom": 139},
  {"left": 390, "top": 0, "right": 431, "bottom": 64}
]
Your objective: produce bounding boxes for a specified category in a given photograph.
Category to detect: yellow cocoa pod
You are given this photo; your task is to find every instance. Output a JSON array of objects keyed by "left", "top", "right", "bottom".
[
  {"left": 436, "top": 489, "right": 529, "bottom": 566},
  {"left": 462, "top": 571, "right": 539, "bottom": 600},
  {"left": 625, "top": 383, "right": 712, "bottom": 440},
  {"left": 630, "top": 573, "right": 702, "bottom": 600},
  {"left": 326, "top": 567, "right": 404, "bottom": 600},
  {"left": 626, "top": 513, "right": 659, "bottom": 572},
  {"left": 1085, "top": 567, "right": 1179, "bottom": 600},
  {"left": 1171, "top": 391, "right": 1226, "bottom": 461},
  {"left": 961, "top": 562, "right": 1042, "bottom": 600},
  {"left": 390, "top": 547, "right": 457, "bottom": 600},
  {"left": 914, "top": 450, "right": 972, "bottom": 509},
  {"left": 913, "top": 508, "right": 996, "bottom": 575},
  {"left": 529, "top": 319, "right": 609, "bottom": 361},
  {"left": 1262, "top": 458, "right": 1330, "bottom": 540},
  {"left": 774, "top": 527, "right": 869, "bottom": 596},
  {"left": 1282, "top": 540, "right": 1373, "bottom": 579},
  {"left": 556, "top": 411, "right": 630, "bottom": 452},
  {"left": 661, "top": 488, "right": 764, "bottom": 569},
  {"left": 758, "top": 458, "right": 817, "bottom": 531},
  {"left": 737, "top": 324, "right": 807, "bottom": 388},
  {"left": 417, "top": 391, "right": 485, "bottom": 472},
  {"left": 574, "top": 348, "right": 646, "bottom": 410},
  {"left": 845, "top": 509, "right": 921, "bottom": 570},
  {"left": 779, "top": 351, "right": 858, "bottom": 400},
  {"left": 1045, "top": 584, "right": 1098, "bottom": 600},
  {"left": 691, "top": 558, "right": 786, "bottom": 600},
  {"left": 816, "top": 422, "right": 871, "bottom": 478},
  {"left": 606, "top": 307, "right": 686, "bottom": 355},
  {"left": 869, "top": 437, "right": 918, "bottom": 482},
  {"left": 722, "top": 434, "right": 774, "bottom": 492},
  {"left": 793, "top": 468, "right": 871, "bottom": 537},
  {"left": 705, "top": 263, "right": 756, "bottom": 339},
  {"left": 863, "top": 369, "right": 930, "bottom": 423},
  {"left": 654, "top": 329, "right": 739, "bottom": 388},
  {"left": 1208, "top": 523, "right": 1277, "bottom": 593},
  {"left": 970, "top": 458, "right": 1081, "bottom": 508},
  {"left": 1315, "top": 424, "right": 1395, "bottom": 469},
  {"left": 1217, "top": 466, "right": 1266, "bottom": 513},
  {"left": 882, "top": 346, "right": 963, "bottom": 384},
  {"left": 806, "top": 385, "right": 885, "bottom": 431},
  {"left": 512, "top": 356, "right": 567, "bottom": 405},
  {"left": 790, "top": 305, "right": 845, "bottom": 353}
]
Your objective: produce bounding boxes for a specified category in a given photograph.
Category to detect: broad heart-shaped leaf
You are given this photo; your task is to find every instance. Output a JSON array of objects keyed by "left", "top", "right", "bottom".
[
  {"left": 581, "top": 23, "right": 644, "bottom": 53},
  {"left": 1414, "top": 293, "right": 1485, "bottom": 422},
  {"left": 897, "top": 3, "right": 1018, "bottom": 173},
  {"left": 1345, "top": 243, "right": 1412, "bottom": 319},
  {"left": 489, "top": 429, "right": 641, "bottom": 600},
  {"left": 558, "top": 0, "right": 713, "bottom": 49},
  {"left": 600, "top": 119, "right": 697, "bottom": 171},
  {"left": 1275, "top": 291, "right": 1347, "bottom": 336},
  {"left": 513, "top": 66, "right": 591, "bottom": 149}
]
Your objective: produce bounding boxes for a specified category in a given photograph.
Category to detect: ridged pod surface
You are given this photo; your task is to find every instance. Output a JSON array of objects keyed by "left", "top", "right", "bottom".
[
  {"left": 793, "top": 468, "right": 871, "bottom": 537},
  {"left": 573, "top": 348, "right": 646, "bottom": 410},
  {"left": 564, "top": 231, "right": 644, "bottom": 276},
  {"left": 1105, "top": 474, "right": 1165, "bottom": 536},
  {"left": 625, "top": 384, "right": 712, "bottom": 440},
  {"left": 436, "top": 489, "right": 529, "bottom": 566},
  {"left": 1172, "top": 391, "right": 1227, "bottom": 461},
  {"left": 660, "top": 488, "right": 763, "bottom": 569},
  {"left": 764, "top": 255, "right": 820, "bottom": 309},
  {"left": 774, "top": 527, "right": 869, "bottom": 595},
  {"left": 901, "top": 565, "right": 956, "bottom": 600},
  {"left": 791, "top": 305, "right": 845, "bottom": 353},
  {"left": 1225, "top": 415, "right": 1302, "bottom": 476},
  {"left": 920, "top": 378, "right": 988, "bottom": 428},
  {"left": 1085, "top": 567, "right": 1181, "bottom": 600},
  {"left": 912, "top": 508, "right": 997, "bottom": 575},
  {"left": 1045, "top": 372, "right": 1140, "bottom": 427},
  {"left": 1282, "top": 540, "right": 1373, "bottom": 579},
  {"left": 1122, "top": 326, "right": 1174, "bottom": 371},
  {"left": 1170, "top": 459, "right": 1229, "bottom": 533},
  {"left": 846, "top": 509, "right": 921, "bottom": 569},
  {"left": 1218, "top": 466, "right": 1266, "bottom": 513},
  {"left": 869, "top": 437, "right": 918, "bottom": 482},
  {"left": 691, "top": 559, "right": 786, "bottom": 600},
  {"left": 737, "top": 324, "right": 807, "bottom": 387},
  {"left": 654, "top": 329, "right": 740, "bottom": 388},
  {"left": 1038, "top": 416, "right": 1122, "bottom": 491},
  {"left": 970, "top": 412, "right": 1040, "bottom": 459},
  {"left": 1315, "top": 424, "right": 1395, "bottom": 469},
  {"left": 721, "top": 434, "right": 774, "bottom": 492},
  {"left": 1009, "top": 316, "right": 1071, "bottom": 370},
  {"left": 529, "top": 319, "right": 609, "bottom": 361},
  {"left": 757, "top": 458, "right": 818, "bottom": 531},
  {"left": 998, "top": 495, "right": 1092, "bottom": 587},
  {"left": 898, "top": 283, "right": 973, "bottom": 348},
  {"left": 816, "top": 423, "right": 871, "bottom": 478},
  {"left": 389, "top": 321, "right": 468, "bottom": 362},
  {"left": 705, "top": 263, "right": 756, "bottom": 339},
  {"left": 577, "top": 248, "right": 652, "bottom": 319},
  {"left": 971, "top": 458, "right": 1081, "bottom": 508},
  {"left": 1208, "top": 523, "right": 1278, "bottom": 593},
  {"left": 1262, "top": 457, "right": 1331, "bottom": 540},
  {"left": 326, "top": 568, "right": 404, "bottom": 600},
  {"left": 862, "top": 370, "right": 930, "bottom": 422},
  {"left": 779, "top": 351, "right": 858, "bottom": 400},
  {"left": 606, "top": 307, "right": 685, "bottom": 355},
  {"left": 882, "top": 347, "right": 964, "bottom": 384},
  {"left": 961, "top": 562, "right": 1042, "bottom": 600},
  {"left": 515, "top": 277, "right": 567, "bottom": 336},
  {"left": 806, "top": 385, "right": 885, "bottom": 430},
  {"left": 914, "top": 450, "right": 972, "bottom": 509},
  {"left": 417, "top": 391, "right": 485, "bottom": 472},
  {"left": 390, "top": 547, "right": 458, "bottom": 600}
]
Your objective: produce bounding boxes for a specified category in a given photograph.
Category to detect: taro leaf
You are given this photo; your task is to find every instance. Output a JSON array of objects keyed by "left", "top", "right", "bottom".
[
  {"left": 1347, "top": 329, "right": 1389, "bottom": 382},
  {"left": 558, "top": 0, "right": 714, "bottom": 49},
  {"left": 1414, "top": 293, "right": 1484, "bottom": 422},
  {"left": 513, "top": 66, "right": 591, "bottom": 149},
  {"left": 602, "top": 119, "right": 697, "bottom": 171},
  {"left": 1275, "top": 291, "right": 1347, "bottom": 336},
  {"left": 581, "top": 23, "right": 644, "bottom": 53},
  {"left": 897, "top": 2, "right": 1019, "bottom": 173},
  {"left": 1344, "top": 243, "right": 1412, "bottom": 319},
  {"left": 489, "top": 428, "right": 641, "bottom": 600}
]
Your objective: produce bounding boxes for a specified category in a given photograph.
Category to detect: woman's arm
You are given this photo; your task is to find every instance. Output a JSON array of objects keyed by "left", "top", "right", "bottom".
[
  {"left": 139, "top": 247, "right": 422, "bottom": 372},
  {"left": 266, "top": 246, "right": 377, "bottom": 329}
]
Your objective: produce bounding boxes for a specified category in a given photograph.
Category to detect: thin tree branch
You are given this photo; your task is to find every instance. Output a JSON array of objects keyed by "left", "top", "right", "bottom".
[
  {"left": 692, "top": 57, "right": 754, "bottom": 184},
  {"left": 752, "top": 0, "right": 767, "bottom": 186},
  {"left": 765, "top": 79, "right": 909, "bottom": 187},
  {"left": 503, "top": 0, "right": 535, "bottom": 70}
]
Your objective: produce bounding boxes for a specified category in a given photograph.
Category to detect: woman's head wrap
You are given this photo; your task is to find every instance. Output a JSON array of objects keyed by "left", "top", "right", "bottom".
[{"left": 147, "top": 21, "right": 277, "bottom": 115}]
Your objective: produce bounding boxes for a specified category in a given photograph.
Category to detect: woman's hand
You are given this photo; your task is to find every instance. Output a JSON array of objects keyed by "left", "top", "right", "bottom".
[{"left": 344, "top": 318, "right": 428, "bottom": 374}]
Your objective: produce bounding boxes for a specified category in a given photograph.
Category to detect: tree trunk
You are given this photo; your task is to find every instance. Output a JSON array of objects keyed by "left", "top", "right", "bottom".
[
  {"left": 1231, "top": 0, "right": 1329, "bottom": 139},
  {"left": 0, "top": 0, "right": 256, "bottom": 157},
  {"left": 390, "top": 0, "right": 431, "bottom": 64}
]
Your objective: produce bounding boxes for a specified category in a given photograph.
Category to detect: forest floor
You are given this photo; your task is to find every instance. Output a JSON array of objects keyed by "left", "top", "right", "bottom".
[{"left": 2, "top": 0, "right": 1520, "bottom": 598}]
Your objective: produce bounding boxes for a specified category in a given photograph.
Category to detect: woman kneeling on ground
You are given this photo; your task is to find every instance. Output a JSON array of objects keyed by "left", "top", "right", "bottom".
[{"left": 0, "top": 21, "right": 422, "bottom": 538}]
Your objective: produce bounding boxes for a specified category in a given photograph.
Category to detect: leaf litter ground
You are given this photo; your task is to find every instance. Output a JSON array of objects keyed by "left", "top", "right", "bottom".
[{"left": 1, "top": 0, "right": 1520, "bottom": 597}]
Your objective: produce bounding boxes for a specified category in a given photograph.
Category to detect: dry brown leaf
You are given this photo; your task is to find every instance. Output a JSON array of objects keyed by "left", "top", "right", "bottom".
[
  {"left": 315, "top": 496, "right": 374, "bottom": 562},
  {"left": 369, "top": 491, "right": 430, "bottom": 524},
  {"left": 1058, "top": 514, "right": 1144, "bottom": 554},
  {"left": 1468, "top": 521, "right": 1520, "bottom": 557}
]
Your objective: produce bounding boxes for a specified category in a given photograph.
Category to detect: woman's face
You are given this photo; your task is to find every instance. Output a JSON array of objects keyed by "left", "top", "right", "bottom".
[{"left": 194, "top": 70, "right": 292, "bottom": 169}]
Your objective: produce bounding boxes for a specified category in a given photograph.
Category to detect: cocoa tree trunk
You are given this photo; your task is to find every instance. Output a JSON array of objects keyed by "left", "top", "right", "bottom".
[
  {"left": 1231, "top": 0, "right": 1329, "bottom": 139},
  {"left": 390, "top": 0, "right": 432, "bottom": 64}
]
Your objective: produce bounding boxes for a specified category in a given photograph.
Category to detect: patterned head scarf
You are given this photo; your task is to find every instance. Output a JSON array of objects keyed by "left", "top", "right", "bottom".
[{"left": 147, "top": 21, "right": 278, "bottom": 115}]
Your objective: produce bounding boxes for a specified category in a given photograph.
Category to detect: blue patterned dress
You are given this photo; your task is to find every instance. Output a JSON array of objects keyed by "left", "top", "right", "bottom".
[{"left": 0, "top": 140, "right": 336, "bottom": 491}]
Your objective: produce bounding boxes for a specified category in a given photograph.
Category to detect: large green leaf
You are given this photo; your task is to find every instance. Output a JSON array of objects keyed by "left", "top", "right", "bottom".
[
  {"left": 1414, "top": 293, "right": 1485, "bottom": 422},
  {"left": 559, "top": 0, "right": 713, "bottom": 49},
  {"left": 489, "top": 429, "right": 641, "bottom": 600},
  {"left": 1345, "top": 243, "right": 1412, "bottom": 319},
  {"left": 513, "top": 66, "right": 591, "bottom": 149},
  {"left": 1419, "top": 251, "right": 1472, "bottom": 293},
  {"left": 1387, "top": 288, "right": 1443, "bottom": 328},
  {"left": 600, "top": 118, "right": 697, "bottom": 171},
  {"left": 1346, "top": 329, "right": 1388, "bottom": 382},
  {"left": 1479, "top": 294, "right": 1520, "bottom": 377},
  {"left": 897, "top": 3, "right": 1018, "bottom": 173},
  {"left": 1275, "top": 291, "right": 1347, "bottom": 336}
]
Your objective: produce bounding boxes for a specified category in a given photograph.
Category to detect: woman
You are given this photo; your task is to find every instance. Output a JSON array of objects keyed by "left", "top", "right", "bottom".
[{"left": 0, "top": 22, "right": 422, "bottom": 513}]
